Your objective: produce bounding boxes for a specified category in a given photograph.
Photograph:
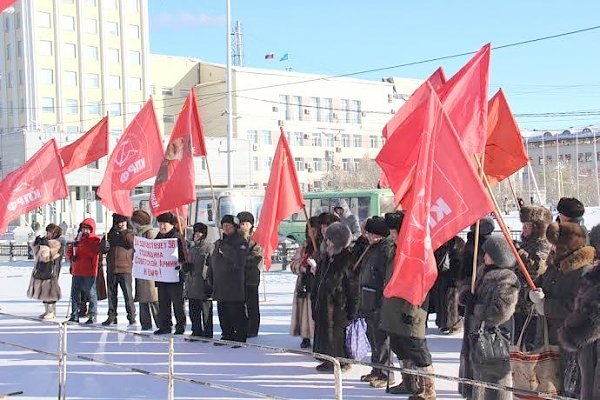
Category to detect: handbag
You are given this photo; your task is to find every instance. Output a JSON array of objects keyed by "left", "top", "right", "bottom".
[
  {"left": 510, "top": 312, "right": 562, "bottom": 399},
  {"left": 345, "top": 318, "right": 371, "bottom": 361},
  {"left": 32, "top": 261, "right": 54, "bottom": 280},
  {"left": 469, "top": 321, "right": 510, "bottom": 365}
]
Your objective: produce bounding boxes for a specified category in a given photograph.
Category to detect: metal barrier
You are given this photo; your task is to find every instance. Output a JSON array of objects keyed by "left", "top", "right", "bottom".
[{"left": 0, "top": 243, "right": 32, "bottom": 259}]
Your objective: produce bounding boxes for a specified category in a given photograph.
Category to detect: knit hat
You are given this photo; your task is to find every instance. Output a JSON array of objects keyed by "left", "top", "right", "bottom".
[
  {"left": 557, "top": 197, "right": 585, "bottom": 219},
  {"left": 384, "top": 211, "right": 405, "bottom": 231},
  {"left": 131, "top": 210, "right": 151, "bottom": 226},
  {"left": 193, "top": 222, "right": 207, "bottom": 236},
  {"left": 324, "top": 222, "right": 351, "bottom": 254},
  {"left": 471, "top": 216, "right": 495, "bottom": 235},
  {"left": 221, "top": 214, "right": 239, "bottom": 227},
  {"left": 481, "top": 235, "right": 516, "bottom": 268},
  {"left": 156, "top": 212, "right": 177, "bottom": 225},
  {"left": 546, "top": 221, "right": 587, "bottom": 256},
  {"left": 236, "top": 211, "right": 255, "bottom": 226},
  {"left": 365, "top": 216, "right": 390, "bottom": 237},
  {"left": 112, "top": 213, "right": 128, "bottom": 224}
]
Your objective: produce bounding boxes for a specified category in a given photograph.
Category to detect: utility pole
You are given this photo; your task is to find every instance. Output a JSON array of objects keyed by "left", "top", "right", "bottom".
[
  {"left": 232, "top": 21, "right": 243, "bottom": 67},
  {"left": 226, "top": 0, "right": 233, "bottom": 188}
]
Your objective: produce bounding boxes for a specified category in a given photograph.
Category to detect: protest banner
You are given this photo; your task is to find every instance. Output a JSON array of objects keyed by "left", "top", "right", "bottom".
[{"left": 132, "top": 236, "right": 180, "bottom": 283}]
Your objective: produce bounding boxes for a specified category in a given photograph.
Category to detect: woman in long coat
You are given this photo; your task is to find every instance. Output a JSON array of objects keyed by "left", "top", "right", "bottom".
[
  {"left": 27, "top": 223, "right": 65, "bottom": 320},
  {"left": 289, "top": 216, "right": 319, "bottom": 349},
  {"left": 311, "top": 222, "right": 356, "bottom": 372}
]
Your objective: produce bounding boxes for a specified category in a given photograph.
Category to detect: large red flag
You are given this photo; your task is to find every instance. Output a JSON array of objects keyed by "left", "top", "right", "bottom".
[
  {"left": 252, "top": 129, "right": 305, "bottom": 270},
  {"left": 59, "top": 116, "right": 109, "bottom": 174},
  {"left": 484, "top": 89, "right": 528, "bottom": 185},
  {"left": 383, "top": 85, "right": 494, "bottom": 305},
  {"left": 150, "top": 89, "right": 198, "bottom": 216},
  {"left": 187, "top": 87, "right": 207, "bottom": 157},
  {"left": 379, "top": 68, "right": 447, "bottom": 188},
  {"left": 436, "top": 43, "right": 491, "bottom": 155},
  {"left": 0, "top": 1, "right": 17, "bottom": 13},
  {"left": 0, "top": 140, "right": 68, "bottom": 233},
  {"left": 97, "top": 99, "right": 164, "bottom": 216}
]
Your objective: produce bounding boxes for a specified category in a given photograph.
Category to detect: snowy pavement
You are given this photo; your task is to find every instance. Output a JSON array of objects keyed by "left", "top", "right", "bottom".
[{"left": 0, "top": 261, "right": 464, "bottom": 399}]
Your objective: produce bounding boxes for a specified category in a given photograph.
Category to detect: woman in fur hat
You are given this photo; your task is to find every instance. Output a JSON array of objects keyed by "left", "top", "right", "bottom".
[
  {"left": 311, "top": 221, "right": 356, "bottom": 372},
  {"left": 513, "top": 205, "right": 553, "bottom": 350},
  {"left": 459, "top": 235, "right": 520, "bottom": 400},
  {"left": 558, "top": 224, "right": 600, "bottom": 400},
  {"left": 27, "top": 223, "right": 65, "bottom": 320}
]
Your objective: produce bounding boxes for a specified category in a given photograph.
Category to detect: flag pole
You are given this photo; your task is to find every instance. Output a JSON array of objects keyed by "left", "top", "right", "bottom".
[
  {"left": 471, "top": 154, "right": 485, "bottom": 294},
  {"left": 302, "top": 207, "right": 318, "bottom": 254},
  {"left": 507, "top": 176, "right": 521, "bottom": 211},
  {"left": 174, "top": 208, "right": 190, "bottom": 263},
  {"left": 203, "top": 156, "right": 220, "bottom": 236},
  {"left": 474, "top": 156, "right": 536, "bottom": 290}
]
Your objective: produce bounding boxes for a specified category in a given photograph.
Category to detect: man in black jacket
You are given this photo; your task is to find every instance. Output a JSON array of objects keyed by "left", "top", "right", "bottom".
[
  {"left": 237, "top": 211, "right": 263, "bottom": 338},
  {"left": 210, "top": 215, "right": 249, "bottom": 343},
  {"left": 154, "top": 212, "right": 186, "bottom": 335}
]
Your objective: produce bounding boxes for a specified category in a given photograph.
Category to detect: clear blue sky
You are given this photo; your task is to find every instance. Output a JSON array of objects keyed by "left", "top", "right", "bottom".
[{"left": 148, "top": 0, "right": 600, "bottom": 131}]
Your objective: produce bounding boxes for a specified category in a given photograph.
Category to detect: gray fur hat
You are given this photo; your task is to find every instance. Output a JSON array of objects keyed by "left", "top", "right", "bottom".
[
  {"left": 471, "top": 216, "right": 495, "bottom": 235},
  {"left": 481, "top": 235, "right": 516, "bottom": 268},
  {"left": 324, "top": 222, "right": 352, "bottom": 254},
  {"left": 589, "top": 224, "right": 600, "bottom": 255}
]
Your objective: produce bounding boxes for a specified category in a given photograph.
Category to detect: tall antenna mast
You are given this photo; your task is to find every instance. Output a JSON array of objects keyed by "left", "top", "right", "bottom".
[{"left": 232, "top": 21, "right": 243, "bottom": 66}]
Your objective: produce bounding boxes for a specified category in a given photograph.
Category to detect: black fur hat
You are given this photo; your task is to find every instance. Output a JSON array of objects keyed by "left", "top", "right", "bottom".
[
  {"left": 557, "top": 197, "right": 585, "bottom": 219},
  {"left": 471, "top": 216, "right": 495, "bottom": 235},
  {"left": 384, "top": 211, "right": 405, "bottom": 231},
  {"left": 193, "top": 222, "right": 207, "bottom": 236},
  {"left": 112, "top": 213, "right": 128, "bottom": 224},
  {"left": 481, "top": 235, "right": 516, "bottom": 268},
  {"left": 221, "top": 214, "right": 239, "bottom": 226},
  {"left": 156, "top": 212, "right": 177, "bottom": 225},
  {"left": 365, "top": 216, "right": 390, "bottom": 237},
  {"left": 236, "top": 211, "right": 255, "bottom": 226},
  {"left": 324, "top": 222, "right": 351, "bottom": 254}
]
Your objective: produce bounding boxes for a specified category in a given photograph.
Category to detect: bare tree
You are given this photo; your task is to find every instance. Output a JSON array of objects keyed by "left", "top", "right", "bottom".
[{"left": 319, "top": 155, "right": 381, "bottom": 189}]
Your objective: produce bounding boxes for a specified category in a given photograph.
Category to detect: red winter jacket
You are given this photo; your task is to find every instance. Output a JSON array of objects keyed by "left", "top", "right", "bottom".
[{"left": 67, "top": 218, "right": 101, "bottom": 277}]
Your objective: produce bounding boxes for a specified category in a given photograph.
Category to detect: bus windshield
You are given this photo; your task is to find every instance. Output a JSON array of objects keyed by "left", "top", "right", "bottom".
[{"left": 220, "top": 195, "right": 264, "bottom": 223}]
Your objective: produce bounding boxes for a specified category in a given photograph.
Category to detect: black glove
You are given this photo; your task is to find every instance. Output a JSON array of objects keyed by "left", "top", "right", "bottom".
[
  {"left": 71, "top": 254, "right": 78, "bottom": 262},
  {"left": 34, "top": 236, "right": 43, "bottom": 246},
  {"left": 182, "top": 262, "right": 194, "bottom": 273},
  {"left": 459, "top": 289, "right": 474, "bottom": 306}
]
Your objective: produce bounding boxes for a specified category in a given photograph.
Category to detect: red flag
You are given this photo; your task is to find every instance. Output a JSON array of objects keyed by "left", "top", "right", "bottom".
[
  {"left": 187, "top": 87, "right": 207, "bottom": 157},
  {"left": 0, "top": 1, "right": 16, "bottom": 13},
  {"left": 150, "top": 90, "right": 198, "bottom": 216},
  {"left": 59, "top": 116, "right": 109, "bottom": 174},
  {"left": 0, "top": 140, "right": 68, "bottom": 233},
  {"left": 484, "top": 89, "right": 528, "bottom": 185},
  {"left": 252, "top": 128, "right": 305, "bottom": 270},
  {"left": 380, "top": 84, "right": 494, "bottom": 305},
  {"left": 379, "top": 68, "right": 446, "bottom": 189},
  {"left": 97, "top": 99, "right": 164, "bottom": 216},
  {"left": 436, "top": 43, "right": 491, "bottom": 155}
]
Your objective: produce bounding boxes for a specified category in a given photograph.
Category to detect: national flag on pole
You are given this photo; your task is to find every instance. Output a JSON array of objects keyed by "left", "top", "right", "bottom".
[
  {"left": 279, "top": 53, "right": 289, "bottom": 62},
  {"left": 59, "top": 116, "right": 109, "bottom": 174},
  {"left": 150, "top": 89, "right": 198, "bottom": 216},
  {"left": 379, "top": 84, "right": 494, "bottom": 305},
  {"left": 97, "top": 98, "right": 164, "bottom": 216},
  {"left": 484, "top": 89, "right": 528, "bottom": 186},
  {"left": 0, "top": 0, "right": 17, "bottom": 13},
  {"left": 252, "top": 128, "right": 305, "bottom": 270},
  {"left": 265, "top": 53, "right": 274, "bottom": 60},
  {"left": 0, "top": 139, "right": 68, "bottom": 234},
  {"left": 436, "top": 43, "right": 491, "bottom": 155}
]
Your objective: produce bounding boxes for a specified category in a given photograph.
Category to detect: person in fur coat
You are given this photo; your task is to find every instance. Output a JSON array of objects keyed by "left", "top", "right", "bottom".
[
  {"left": 558, "top": 224, "right": 600, "bottom": 400},
  {"left": 459, "top": 235, "right": 520, "bottom": 400},
  {"left": 27, "top": 223, "right": 65, "bottom": 320},
  {"left": 311, "top": 221, "right": 356, "bottom": 372}
]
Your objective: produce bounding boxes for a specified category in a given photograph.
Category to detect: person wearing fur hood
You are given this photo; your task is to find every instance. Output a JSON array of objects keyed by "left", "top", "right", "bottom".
[
  {"left": 27, "top": 223, "right": 65, "bottom": 320},
  {"left": 556, "top": 224, "right": 600, "bottom": 400},
  {"left": 459, "top": 235, "right": 520, "bottom": 400},
  {"left": 311, "top": 222, "right": 356, "bottom": 372},
  {"left": 514, "top": 205, "right": 553, "bottom": 350}
]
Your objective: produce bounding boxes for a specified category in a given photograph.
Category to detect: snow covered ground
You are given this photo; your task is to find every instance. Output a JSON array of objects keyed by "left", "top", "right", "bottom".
[{"left": 0, "top": 260, "right": 466, "bottom": 399}]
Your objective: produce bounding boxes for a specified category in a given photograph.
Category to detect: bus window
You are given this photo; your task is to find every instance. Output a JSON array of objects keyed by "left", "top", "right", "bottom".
[
  {"left": 380, "top": 195, "right": 396, "bottom": 214},
  {"left": 196, "top": 199, "right": 215, "bottom": 224},
  {"left": 356, "top": 197, "right": 371, "bottom": 221},
  {"left": 219, "top": 195, "right": 265, "bottom": 224}
]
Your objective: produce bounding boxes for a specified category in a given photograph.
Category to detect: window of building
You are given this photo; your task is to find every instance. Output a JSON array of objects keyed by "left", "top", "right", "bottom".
[
  {"left": 350, "top": 100, "right": 361, "bottom": 124},
  {"left": 312, "top": 132, "right": 322, "bottom": 147},
  {"left": 63, "top": 43, "right": 77, "bottom": 58},
  {"left": 313, "top": 158, "right": 323, "bottom": 171},
  {"left": 14, "top": 12, "right": 20, "bottom": 29},
  {"left": 87, "top": 73, "right": 99, "bottom": 88},
  {"left": 339, "top": 99, "right": 349, "bottom": 123},
  {"left": 38, "top": 12, "right": 51, "bottom": 28},
  {"left": 308, "top": 97, "right": 319, "bottom": 122},
  {"left": 64, "top": 71, "right": 77, "bottom": 86},
  {"left": 41, "top": 69, "right": 53, "bottom": 85},
  {"left": 86, "top": 0, "right": 97, "bottom": 6},
  {"left": 109, "top": 103, "right": 121, "bottom": 117},
  {"left": 62, "top": 15, "right": 75, "bottom": 31},
  {"left": 128, "top": 24, "right": 140, "bottom": 39},
  {"left": 39, "top": 40, "right": 53, "bottom": 56},
  {"left": 88, "top": 101, "right": 100, "bottom": 115},
  {"left": 179, "top": 88, "right": 190, "bottom": 97},
  {"left": 261, "top": 130, "right": 271, "bottom": 145},
  {"left": 105, "top": 0, "right": 118, "bottom": 10},
  {"left": 353, "top": 134, "right": 362, "bottom": 148},
  {"left": 278, "top": 94, "right": 288, "bottom": 120},
  {"left": 295, "top": 158, "right": 304, "bottom": 171},
  {"left": 86, "top": 45, "right": 98, "bottom": 60},
  {"left": 578, "top": 153, "right": 584, "bottom": 162},
  {"left": 18, "top": 69, "right": 23, "bottom": 85},
  {"left": 108, "top": 75, "right": 121, "bottom": 89},
  {"left": 5, "top": 72, "right": 11, "bottom": 88},
  {"left": 585, "top": 152, "right": 593, "bottom": 162},
  {"left": 353, "top": 159, "right": 361, "bottom": 170},
  {"left": 161, "top": 87, "right": 173, "bottom": 96},
  {"left": 66, "top": 126, "right": 78, "bottom": 139},
  {"left": 42, "top": 97, "right": 55, "bottom": 113},
  {"left": 65, "top": 99, "right": 78, "bottom": 114},
  {"left": 287, "top": 96, "right": 301, "bottom": 121},
  {"left": 85, "top": 19, "right": 97, "bottom": 34},
  {"left": 323, "top": 133, "right": 334, "bottom": 147},
  {"left": 5, "top": 43, "right": 11, "bottom": 60},
  {"left": 341, "top": 134, "right": 350, "bottom": 147},
  {"left": 538, "top": 156, "right": 544, "bottom": 166},
  {"left": 127, "top": 0, "right": 139, "bottom": 11},
  {"left": 128, "top": 50, "right": 141, "bottom": 65},
  {"left": 342, "top": 158, "right": 350, "bottom": 171},
  {"left": 321, "top": 98, "right": 332, "bottom": 122},
  {"left": 130, "top": 103, "right": 142, "bottom": 113},
  {"left": 17, "top": 40, "right": 22, "bottom": 57},
  {"left": 129, "top": 77, "right": 142, "bottom": 91},
  {"left": 163, "top": 115, "right": 175, "bottom": 123},
  {"left": 247, "top": 130, "right": 258, "bottom": 144},
  {"left": 293, "top": 132, "right": 304, "bottom": 146},
  {"left": 252, "top": 157, "right": 259, "bottom": 171},
  {"left": 19, "top": 98, "right": 24, "bottom": 114},
  {"left": 105, "top": 21, "right": 119, "bottom": 36},
  {"left": 108, "top": 48, "right": 120, "bottom": 63}
]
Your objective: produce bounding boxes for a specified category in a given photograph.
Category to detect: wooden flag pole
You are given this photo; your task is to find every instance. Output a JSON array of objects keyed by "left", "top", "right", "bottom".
[
  {"left": 174, "top": 208, "right": 190, "bottom": 263},
  {"left": 302, "top": 207, "right": 318, "bottom": 254},
  {"left": 474, "top": 156, "right": 536, "bottom": 290},
  {"left": 507, "top": 176, "right": 521, "bottom": 211},
  {"left": 471, "top": 154, "right": 486, "bottom": 294}
]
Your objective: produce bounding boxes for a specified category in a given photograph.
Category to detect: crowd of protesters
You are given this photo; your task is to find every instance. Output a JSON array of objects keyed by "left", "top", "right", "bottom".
[{"left": 26, "top": 195, "right": 600, "bottom": 399}]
